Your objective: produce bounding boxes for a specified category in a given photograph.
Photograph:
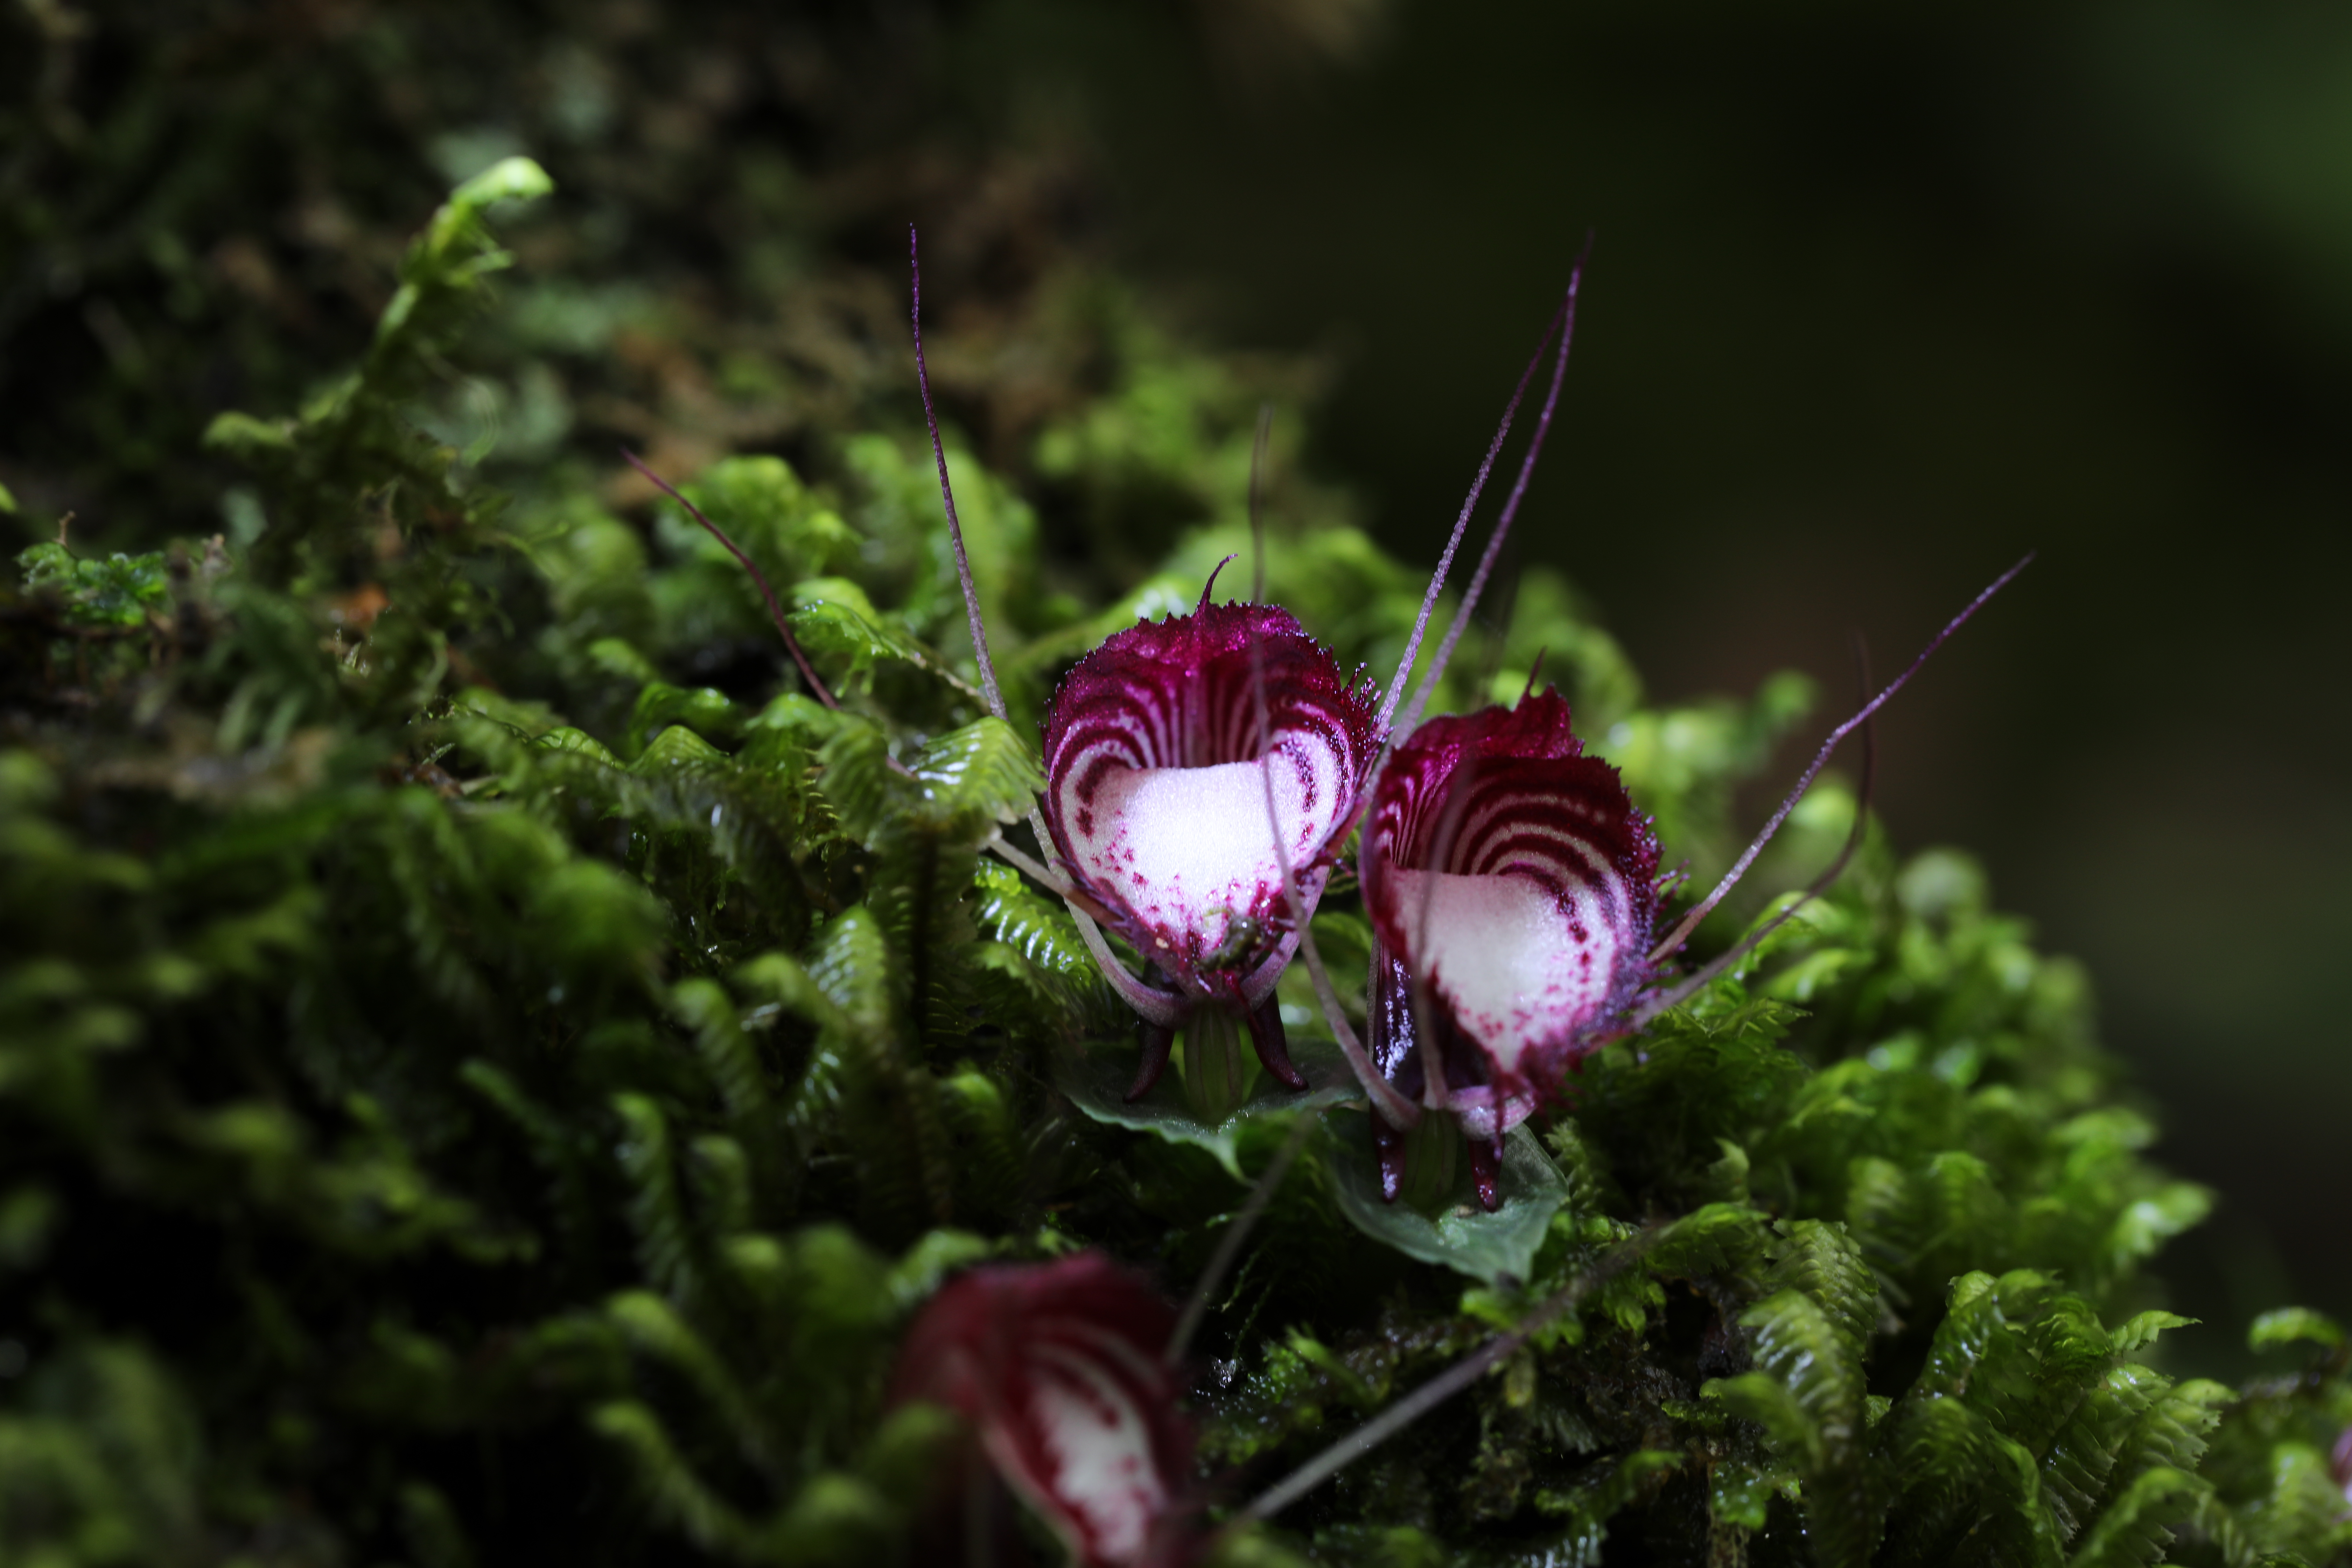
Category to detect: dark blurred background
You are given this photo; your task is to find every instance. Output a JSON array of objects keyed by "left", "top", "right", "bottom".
[
  {"left": 5, "top": 0, "right": 2344, "bottom": 1373},
  {"left": 984, "top": 0, "right": 2352, "bottom": 1366}
]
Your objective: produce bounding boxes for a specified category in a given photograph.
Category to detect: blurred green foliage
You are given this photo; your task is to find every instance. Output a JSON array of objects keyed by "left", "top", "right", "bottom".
[{"left": 2, "top": 6, "right": 2346, "bottom": 1568}]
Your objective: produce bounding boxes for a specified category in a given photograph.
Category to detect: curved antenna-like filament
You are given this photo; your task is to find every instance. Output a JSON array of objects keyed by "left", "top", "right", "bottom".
[
  {"left": 908, "top": 229, "right": 1195, "bottom": 1039},
  {"left": 1375, "top": 287, "right": 1574, "bottom": 735},
  {"left": 979, "top": 830, "right": 1063, "bottom": 893},
  {"left": 621, "top": 448, "right": 841, "bottom": 713},
  {"left": 1394, "top": 243, "right": 1589, "bottom": 738},
  {"left": 1623, "top": 635, "right": 1879, "bottom": 1030},
  {"left": 1645, "top": 553, "right": 2033, "bottom": 966},
  {"left": 1248, "top": 402, "right": 1274, "bottom": 604},
  {"left": 1236, "top": 1228, "right": 1654, "bottom": 1524},
  {"left": 909, "top": 226, "right": 1007, "bottom": 724},
  {"left": 1072, "top": 917, "right": 1190, "bottom": 1029}
]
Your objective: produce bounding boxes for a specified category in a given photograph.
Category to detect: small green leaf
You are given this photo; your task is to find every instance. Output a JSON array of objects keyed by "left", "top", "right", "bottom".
[
  {"left": 1055, "top": 1034, "right": 1359, "bottom": 1178},
  {"left": 451, "top": 154, "right": 555, "bottom": 210},
  {"left": 2067, "top": 1466, "right": 2208, "bottom": 1568},
  {"left": 790, "top": 580, "right": 919, "bottom": 664},
  {"left": 626, "top": 684, "right": 743, "bottom": 756},
  {"left": 2247, "top": 1307, "right": 2345, "bottom": 1354},
  {"left": 630, "top": 724, "right": 729, "bottom": 774},
  {"left": 884, "top": 1229, "right": 994, "bottom": 1309},
  {"left": 1321, "top": 1114, "right": 1571, "bottom": 1284},
  {"left": 530, "top": 727, "right": 621, "bottom": 768},
  {"left": 804, "top": 907, "right": 893, "bottom": 1040},
  {"left": 201, "top": 411, "right": 296, "bottom": 453},
  {"left": 1704, "top": 1372, "right": 1819, "bottom": 1469},
  {"left": 1644, "top": 1202, "right": 1767, "bottom": 1280},
  {"left": 1707, "top": 1457, "right": 1796, "bottom": 1532},
  {"left": 18, "top": 544, "right": 171, "bottom": 625},
  {"left": 907, "top": 718, "right": 1043, "bottom": 831},
  {"left": 2110, "top": 1310, "right": 2198, "bottom": 1357}
]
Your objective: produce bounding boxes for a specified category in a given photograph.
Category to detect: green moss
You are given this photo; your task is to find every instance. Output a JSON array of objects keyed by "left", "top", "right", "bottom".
[{"left": 1, "top": 16, "right": 2344, "bottom": 1567}]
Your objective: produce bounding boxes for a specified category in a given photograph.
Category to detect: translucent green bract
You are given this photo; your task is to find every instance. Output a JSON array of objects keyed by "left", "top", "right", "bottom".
[{"left": 1322, "top": 1116, "right": 1570, "bottom": 1283}]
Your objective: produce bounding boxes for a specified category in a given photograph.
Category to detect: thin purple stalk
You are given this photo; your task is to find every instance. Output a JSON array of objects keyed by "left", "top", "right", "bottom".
[
  {"left": 981, "top": 830, "right": 1061, "bottom": 890},
  {"left": 1237, "top": 1231, "right": 1651, "bottom": 1523},
  {"left": 1395, "top": 248, "right": 1589, "bottom": 737},
  {"left": 1248, "top": 613, "right": 1421, "bottom": 1127},
  {"left": 1071, "top": 903, "right": 1189, "bottom": 1029},
  {"left": 909, "top": 225, "right": 1007, "bottom": 726},
  {"left": 1625, "top": 636, "right": 1879, "bottom": 1028},
  {"left": 1375, "top": 291, "right": 1572, "bottom": 734},
  {"left": 1646, "top": 555, "right": 2034, "bottom": 966},
  {"left": 1795, "top": 632, "right": 1879, "bottom": 906},
  {"left": 621, "top": 448, "right": 840, "bottom": 712},
  {"left": 1248, "top": 402, "right": 1273, "bottom": 604},
  {"left": 1166, "top": 1106, "right": 1318, "bottom": 1366},
  {"left": 904, "top": 227, "right": 1110, "bottom": 983}
]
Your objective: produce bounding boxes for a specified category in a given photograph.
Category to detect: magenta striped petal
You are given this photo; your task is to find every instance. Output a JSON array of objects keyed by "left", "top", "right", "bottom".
[
  {"left": 1361, "top": 689, "right": 1659, "bottom": 1102},
  {"left": 891, "top": 1254, "right": 1191, "bottom": 1568},
  {"left": 1043, "top": 600, "right": 1378, "bottom": 1001}
]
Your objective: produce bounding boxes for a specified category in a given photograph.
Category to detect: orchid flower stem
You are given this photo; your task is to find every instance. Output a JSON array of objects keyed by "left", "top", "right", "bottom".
[
  {"left": 909, "top": 225, "right": 1008, "bottom": 727},
  {"left": 618, "top": 448, "right": 839, "bottom": 713},
  {"left": 1646, "top": 553, "right": 2033, "bottom": 965},
  {"left": 1237, "top": 1231, "right": 1653, "bottom": 1524},
  {"left": 1293, "top": 919, "right": 1417, "bottom": 1127},
  {"left": 1167, "top": 1106, "right": 1321, "bottom": 1366}
]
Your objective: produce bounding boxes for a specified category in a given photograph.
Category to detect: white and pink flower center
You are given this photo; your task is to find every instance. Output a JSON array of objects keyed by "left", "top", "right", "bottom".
[
  {"left": 1059, "top": 743, "right": 1342, "bottom": 972},
  {"left": 1386, "top": 865, "right": 1625, "bottom": 1078},
  {"left": 1363, "top": 690, "right": 1658, "bottom": 1091}
]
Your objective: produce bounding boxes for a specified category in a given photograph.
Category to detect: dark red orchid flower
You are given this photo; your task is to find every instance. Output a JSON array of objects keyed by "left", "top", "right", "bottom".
[
  {"left": 1042, "top": 584, "right": 1380, "bottom": 1098},
  {"left": 1358, "top": 688, "right": 1659, "bottom": 1208},
  {"left": 891, "top": 1253, "right": 1194, "bottom": 1568}
]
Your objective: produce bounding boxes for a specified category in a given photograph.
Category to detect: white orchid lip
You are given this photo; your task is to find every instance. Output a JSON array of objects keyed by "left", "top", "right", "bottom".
[
  {"left": 1043, "top": 593, "right": 1378, "bottom": 1097},
  {"left": 1385, "top": 867, "right": 1624, "bottom": 1079},
  {"left": 1072, "top": 751, "right": 1342, "bottom": 972},
  {"left": 1360, "top": 688, "right": 1658, "bottom": 1207},
  {"left": 890, "top": 1254, "right": 1191, "bottom": 1568}
]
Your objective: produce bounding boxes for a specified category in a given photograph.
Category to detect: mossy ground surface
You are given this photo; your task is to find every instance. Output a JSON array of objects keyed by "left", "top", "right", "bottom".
[{"left": 3, "top": 9, "right": 2347, "bottom": 1567}]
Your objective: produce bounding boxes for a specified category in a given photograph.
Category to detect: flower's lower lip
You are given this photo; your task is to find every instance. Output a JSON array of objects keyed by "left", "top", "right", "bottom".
[
  {"left": 1387, "top": 866, "right": 1628, "bottom": 1080},
  {"left": 1068, "top": 756, "right": 1338, "bottom": 969}
]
